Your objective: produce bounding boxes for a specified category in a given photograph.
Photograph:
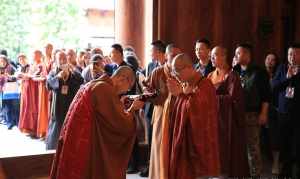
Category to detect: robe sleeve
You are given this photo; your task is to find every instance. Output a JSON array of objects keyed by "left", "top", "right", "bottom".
[
  {"left": 47, "top": 70, "right": 60, "bottom": 91},
  {"left": 218, "top": 72, "right": 245, "bottom": 126},
  {"left": 187, "top": 80, "right": 220, "bottom": 176},
  {"left": 271, "top": 64, "right": 292, "bottom": 93},
  {"left": 92, "top": 82, "right": 136, "bottom": 135},
  {"left": 70, "top": 71, "right": 84, "bottom": 89},
  {"left": 68, "top": 71, "right": 83, "bottom": 98},
  {"left": 147, "top": 68, "right": 168, "bottom": 105}
]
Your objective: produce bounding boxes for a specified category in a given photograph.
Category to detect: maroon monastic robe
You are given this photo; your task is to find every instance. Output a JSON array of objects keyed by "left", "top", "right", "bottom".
[
  {"left": 168, "top": 76, "right": 221, "bottom": 179},
  {"left": 51, "top": 75, "right": 136, "bottom": 179},
  {"left": 208, "top": 70, "right": 250, "bottom": 177},
  {"left": 19, "top": 64, "right": 43, "bottom": 135}
]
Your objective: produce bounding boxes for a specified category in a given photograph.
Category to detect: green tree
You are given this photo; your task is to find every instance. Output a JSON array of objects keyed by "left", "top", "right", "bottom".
[
  {"left": 0, "top": 0, "right": 31, "bottom": 60},
  {"left": 0, "top": 0, "right": 83, "bottom": 61},
  {"left": 33, "top": 0, "right": 83, "bottom": 49}
]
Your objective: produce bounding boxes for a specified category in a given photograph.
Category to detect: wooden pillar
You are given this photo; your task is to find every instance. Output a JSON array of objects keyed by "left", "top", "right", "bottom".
[{"left": 115, "top": 0, "right": 146, "bottom": 67}]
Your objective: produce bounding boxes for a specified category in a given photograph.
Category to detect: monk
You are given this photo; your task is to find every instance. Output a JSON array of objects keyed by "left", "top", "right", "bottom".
[
  {"left": 208, "top": 46, "right": 249, "bottom": 177},
  {"left": 37, "top": 50, "right": 51, "bottom": 138},
  {"left": 145, "top": 44, "right": 180, "bottom": 179},
  {"left": 166, "top": 53, "right": 220, "bottom": 179},
  {"left": 50, "top": 66, "right": 144, "bottom": 179},
  {"left": 44, "top": 43, "right": 54, "bottom": 73},
  {"left": 19, "top": 50, "right": 44, "bottom": 137}
]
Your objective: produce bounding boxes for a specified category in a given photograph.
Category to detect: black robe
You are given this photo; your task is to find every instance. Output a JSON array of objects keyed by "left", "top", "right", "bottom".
[{"left": 46, "top": 68, "right": 83, "bottom": 150}]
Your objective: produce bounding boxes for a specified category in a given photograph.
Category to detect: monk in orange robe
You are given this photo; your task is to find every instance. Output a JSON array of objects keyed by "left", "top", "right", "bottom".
[
  {"left": 36, "top": 43, "right": 54, "bottom": 138},
  {"left": 165, "top": 53, "right": 220, "bottom": 179},
  {"left": 36, "top": 60, "right": 50, "bottom": 138},
  {"left": 50, "top": 66, "right": 144, "bottom": 179}
]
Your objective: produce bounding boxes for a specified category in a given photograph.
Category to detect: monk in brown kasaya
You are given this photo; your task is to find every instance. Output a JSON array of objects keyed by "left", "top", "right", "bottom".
[
  {"left": 165, "top": 53, "right": 221, "bottom": 179},
  {"left": 50, "top": 66, "right": 144, "bottom": 179}
]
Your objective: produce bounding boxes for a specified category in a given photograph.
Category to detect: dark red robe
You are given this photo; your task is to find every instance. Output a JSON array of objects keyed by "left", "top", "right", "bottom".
[
  {"left": 168, "top": 77, "right": 221, "bottom": 179},
  {"left": 210, "top": 71, "right": 250, "bottom": 177},
  {"left": 51, "top": 75, "right": 136, "bottom": 179}
]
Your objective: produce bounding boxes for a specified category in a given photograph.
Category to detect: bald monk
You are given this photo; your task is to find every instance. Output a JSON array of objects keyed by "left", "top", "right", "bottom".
[
  {"left": 144, "top": 44, "right": 181, "bottom": 179},
  {"left": 208, "top": 46, "right": 249, "bottom": 177},
  {"left": 50, "top": 66, "right": 144, "bottom": 179},
  {"left": 166, "top": 53, "right": 220, "bottom": 179}
]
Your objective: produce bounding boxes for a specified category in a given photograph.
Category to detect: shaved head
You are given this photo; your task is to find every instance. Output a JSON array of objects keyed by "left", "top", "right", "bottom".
[
  {"left": 212, "top": 46, "right": 227, "bottom": 57},
  {"left": 172, "top": 53, "right": 197, "bottom": 82},
  {"left": 211, "top": 46, "right": 230, "bottom": 68},
  {"left": 172, "top": 53, "right": 194, "bottom": 69},
  {"left": 112, "top": 66, "right": 136, "bottom": 88},
  {"left": 166, "top": 44, "right": 181, "bottom": 66}
]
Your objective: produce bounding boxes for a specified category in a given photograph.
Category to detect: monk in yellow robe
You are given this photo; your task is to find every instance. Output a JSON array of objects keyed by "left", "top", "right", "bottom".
[
  {"left": 144, "top": 44, "right": 180, "bottom": 179},
  {"left": 50, "top": 66, "right": 144, "bottom": 179}
]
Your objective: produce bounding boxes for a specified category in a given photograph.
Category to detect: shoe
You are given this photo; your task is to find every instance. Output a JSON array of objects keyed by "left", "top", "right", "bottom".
[
  {"left": 126, "top": 166, "right": 139, "bottom": 174},
  {"left": 7, "top": 124, "right": 14, "bottom": 130},
  {"left": 139, "top": 167, "right": 149, "bottom": 177},
  {"left": 29, "top": 134, "right": 39, "bottom": 139}
]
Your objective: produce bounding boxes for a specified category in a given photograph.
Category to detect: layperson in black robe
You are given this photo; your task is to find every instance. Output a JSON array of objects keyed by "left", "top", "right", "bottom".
[{"left": 46, "top": 51, "right": 83, "bottom": 150}]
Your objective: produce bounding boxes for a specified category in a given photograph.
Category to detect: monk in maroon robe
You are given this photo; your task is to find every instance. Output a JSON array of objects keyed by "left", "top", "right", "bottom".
[
  {"left": 165, "top": 53, "right": 220, "bottom": 179},
  {"left": 50, "top": 66, "right": 144, "bottom": 179},
  {"left": 19, "top": 50, "right": 44, "bottom": 137},
  {"left": 208, "top": 46, "right": 249, "bottom": 177}
]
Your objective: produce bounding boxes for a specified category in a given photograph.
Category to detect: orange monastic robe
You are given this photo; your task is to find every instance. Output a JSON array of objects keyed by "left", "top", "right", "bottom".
[
  {"left": 37, "top": 63, "right": 50, "bottom": 138},
  {"left": 165, "top": 75, "right": 221, "bottom": 179},
  {"left": 147, "top": 65, "right": 169, "bottom": 179},
  {"left": 19, "top": 62, "right": 50, "bottom": 137}
]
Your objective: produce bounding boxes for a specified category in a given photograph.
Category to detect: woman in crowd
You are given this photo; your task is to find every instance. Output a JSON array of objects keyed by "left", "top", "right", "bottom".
[
  {"left": 264, "top": 52, "right": 280, "bottom": 174},
  {"left": 0, "top": 55, "right": 17, "bottom": 129}
]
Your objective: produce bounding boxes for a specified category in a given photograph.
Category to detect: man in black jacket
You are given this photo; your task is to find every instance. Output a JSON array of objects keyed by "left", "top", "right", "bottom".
[
  {"left": 272, "top": 43, "right": 300, "bottom": 178},
  {"left": 233, "top": 43, "right": 271, "bottom": 177}
]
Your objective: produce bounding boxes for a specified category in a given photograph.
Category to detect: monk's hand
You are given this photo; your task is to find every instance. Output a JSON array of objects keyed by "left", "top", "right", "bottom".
[
  {"left": 182, "top": 83, "right": 195, "bottom": 94},
  {"left": 130, "top": 100, "right": 144, "bottom": 111},
  {"left": 258, "top": 111, "right": 268, "bottom": 126},
  {"left": 167, "top": 78, "right": 182, "bottom": 96}
]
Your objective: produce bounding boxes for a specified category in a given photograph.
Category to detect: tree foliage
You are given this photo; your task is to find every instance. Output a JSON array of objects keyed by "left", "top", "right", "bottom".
[{"left": 0, "top": 0, "right": 83, "bottom": 61}]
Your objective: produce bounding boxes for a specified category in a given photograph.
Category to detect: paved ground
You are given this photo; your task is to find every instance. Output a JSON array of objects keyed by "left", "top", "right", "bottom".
[
  {"left": 1, "top": 124, "right": 276, "bottom": 179},
  {"left": 0, "top": 124, "right": 144, "bottom": 178}
]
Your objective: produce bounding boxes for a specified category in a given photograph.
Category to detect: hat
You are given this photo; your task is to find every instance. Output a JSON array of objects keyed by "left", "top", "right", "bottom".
[
  {"left": 91, "top": 54, "right": 104, "bottom": 63},
  {"left": 0, "top": 49, "right": 8, "bottom": 57}
]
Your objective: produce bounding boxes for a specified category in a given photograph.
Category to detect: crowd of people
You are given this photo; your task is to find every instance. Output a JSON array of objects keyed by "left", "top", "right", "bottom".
[{"left": 0, "top": 39, "right": 299, "bottom": 179}]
